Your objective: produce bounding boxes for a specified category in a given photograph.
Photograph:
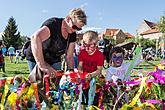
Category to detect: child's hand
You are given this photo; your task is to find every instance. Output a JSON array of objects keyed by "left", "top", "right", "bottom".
[
  {"left": 78, "top": 70, "right": 83, "bottom": 74},
  {"left": 85, "top": 73, "right": 92, "bottom": 80}
]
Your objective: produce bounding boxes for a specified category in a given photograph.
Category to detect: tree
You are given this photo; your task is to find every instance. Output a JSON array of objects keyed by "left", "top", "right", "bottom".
[
  {"left": 157, "top": 15, "right": 165, "bottom": 35},
  {"left": 2, "top": 16, "right": 21, "bottom": 49},
  {"left": 139, "top": 37, "right": 156, "bottom": 49},
  {"left": 156, "top": 15, "right": 165, "bottom": 58}
]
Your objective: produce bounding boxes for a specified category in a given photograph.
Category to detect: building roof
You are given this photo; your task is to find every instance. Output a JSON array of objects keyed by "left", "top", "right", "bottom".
[
  {"left": 144, "top": 20, "right": 156, "bottom": 29},
  {"left": 140, "top": 29, "right": 160, "bottom": 35},
  {"left": 124, "top": 32, "right": 134, "bottom": 38},
  {"left": 104, "top": 29, "right": 119, "bottom": 37},
  {"left": 115, "top": 41, "right": 137, "bottom": 50}
]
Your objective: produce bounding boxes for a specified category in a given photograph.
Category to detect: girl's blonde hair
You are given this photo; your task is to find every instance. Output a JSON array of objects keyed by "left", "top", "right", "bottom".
[{"left": 69, "top": 8, "right": 87, "bottom": 25}]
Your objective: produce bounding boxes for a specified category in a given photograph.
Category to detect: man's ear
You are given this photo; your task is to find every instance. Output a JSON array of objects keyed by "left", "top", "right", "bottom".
[
  {"left": 65, "top": 16, "right": 70, "bottom": 23},
  {"left": 65, "top": 16, "right": 72, "bottom": 26}
]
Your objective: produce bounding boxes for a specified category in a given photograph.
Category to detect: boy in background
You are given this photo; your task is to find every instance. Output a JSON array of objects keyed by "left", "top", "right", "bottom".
[{"left": 78, "top": 31, "right": 104, "bottom": 108}]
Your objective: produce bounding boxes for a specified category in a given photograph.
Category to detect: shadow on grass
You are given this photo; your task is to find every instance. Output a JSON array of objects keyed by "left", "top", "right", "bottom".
[
  {"left": 0, "top": 71, "right": 29, "bottom": 78},
  {"left": 6, "top": 71, "right": 29, "bottom": 74}
]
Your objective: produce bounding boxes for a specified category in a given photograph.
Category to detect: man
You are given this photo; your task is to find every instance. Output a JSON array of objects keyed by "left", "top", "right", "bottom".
[{"left": 26, "top": 8, "right": 87, "bottom": 77}]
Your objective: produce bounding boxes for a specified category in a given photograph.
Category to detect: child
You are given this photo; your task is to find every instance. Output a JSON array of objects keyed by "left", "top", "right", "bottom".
[
  {"left": 0, "top": 49, "right": 5, "bottom": 72},
  {"left": 15, "top": 50, "right": 21, "bottom": 64},
  {"left": 105, "top": 46, "right": 141, "bottom": 82},
  {"left": 105, "top": 46, "right": 141, "bottom": 105},
  {"left": 78, "top": 31, "right": 104, "bottom": 107}
]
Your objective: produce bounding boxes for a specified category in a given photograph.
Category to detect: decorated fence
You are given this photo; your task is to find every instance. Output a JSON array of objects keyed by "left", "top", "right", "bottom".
[{"left": 0, "top": 62, "right": 165, "bottom": 110}]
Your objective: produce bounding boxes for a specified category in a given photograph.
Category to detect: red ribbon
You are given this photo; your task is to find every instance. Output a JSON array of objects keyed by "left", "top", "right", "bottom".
[{"left": 44, "top": 75, "right": 50, "bottom": 99}]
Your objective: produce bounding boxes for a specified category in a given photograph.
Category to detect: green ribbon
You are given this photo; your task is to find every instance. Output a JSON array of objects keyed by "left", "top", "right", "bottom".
[{"left": 124, "top": 46, "right": 142, "bottom": 80}]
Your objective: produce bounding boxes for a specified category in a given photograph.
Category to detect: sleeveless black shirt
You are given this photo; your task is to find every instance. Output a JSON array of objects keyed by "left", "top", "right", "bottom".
[{"left": 26, "top": 17, "right": 76, "bottom": 65}]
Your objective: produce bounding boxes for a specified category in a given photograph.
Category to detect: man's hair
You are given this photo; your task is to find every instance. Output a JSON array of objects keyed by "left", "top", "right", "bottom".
[
  {"left": 83, "top": 31, "right": 98, "bottom": 43},
  {"left": 69, "top": 8, "right": 87, "bottom": 25},
  {"left": 109, "top": 46, "right": 125, "bottom": 58}
]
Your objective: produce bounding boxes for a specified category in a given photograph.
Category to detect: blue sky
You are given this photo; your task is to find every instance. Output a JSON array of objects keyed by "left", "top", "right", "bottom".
[{"left": 0, "top": 0, "right": 165, "bottom": 36}]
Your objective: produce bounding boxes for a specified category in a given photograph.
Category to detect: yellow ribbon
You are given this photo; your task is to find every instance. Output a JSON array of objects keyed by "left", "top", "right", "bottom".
[
  {"left": 129, "top": 77, "right": 147, "bottom": 106},
  {"left": 21, "top": 84, "right": 34, "bottom": 101},
  {"left": 0, "top": 77, "right": 13, "bottom": 109},
  {"left": 139, "top": 102, "right": 157, "bottom": 110},
  {"left": 157, "top": 64, "right": 165, "bottom": 70},
  {"left": 8, "top": 92, "right": 18, "bottom": 105},
  {"left": 89, "top": 105, "right": 101, "bottom": 110},
  {"left": 121, "top": 77, "right": 147, "bottom": 110},
  {"left": 50, "top": 104, "right": 58, "bottom": 110}
]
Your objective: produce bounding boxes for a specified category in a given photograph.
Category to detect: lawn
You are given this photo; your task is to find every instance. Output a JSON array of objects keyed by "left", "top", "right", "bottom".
[
  {"left": 0, "top": 56, "right": 30, "bottom": 78},
  {"left": 0, "top": 56, "right": 162, "bottom": 78}
]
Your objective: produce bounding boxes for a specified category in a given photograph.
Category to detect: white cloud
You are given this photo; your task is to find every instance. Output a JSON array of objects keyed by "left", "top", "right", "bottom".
[
  {"left": 82, "top": 27, "right": 102, "bottom": 32},
  {"left": 80, "top": 2, "right": 88, "bottom": 8},
  {"left": 41, "top": 9, "right": 48, "bottom": 13}
]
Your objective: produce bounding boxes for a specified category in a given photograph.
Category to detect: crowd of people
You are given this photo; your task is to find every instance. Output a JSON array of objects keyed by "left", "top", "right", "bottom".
[{"left": 0, "top": 38, "right": 30, "bottom": 73}]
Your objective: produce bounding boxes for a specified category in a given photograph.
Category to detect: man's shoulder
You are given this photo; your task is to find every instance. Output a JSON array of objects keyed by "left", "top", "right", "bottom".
[
  {"left": 41, "top": 17, "right": 63, "bottom": 27},
  {"left": 43, "top": 17, "right": 63, "bottom": 23}
]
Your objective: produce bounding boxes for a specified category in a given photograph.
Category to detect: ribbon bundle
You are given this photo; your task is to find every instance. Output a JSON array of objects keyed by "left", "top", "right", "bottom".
[{"left": 0, "top": 62, "right": 165, "bottom": 109}]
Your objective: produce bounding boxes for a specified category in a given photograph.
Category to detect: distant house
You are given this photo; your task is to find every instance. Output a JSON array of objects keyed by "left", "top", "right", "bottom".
[
  {"left": 136, "top": 20, "right": 163, "bottom": 40},
  {"left": 124, "top": 32, "right": 135, "bottom": 39},
  {"left": 103, "top": 28, "right": 127, "bottom": 45}
]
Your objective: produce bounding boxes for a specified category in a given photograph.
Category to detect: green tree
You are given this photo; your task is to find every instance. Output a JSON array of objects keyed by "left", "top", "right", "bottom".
[
  {"left": 2, "top": 16, "right": 22, "bottom": 48},
  {"left": 156, "top": 15, "right": 165, "bottom": 58},
  {"left": 139, "top": 37, "right": 156, "bottom": 49},
  {"left": 157, "top": 15, "right": 165, "bottom": 35}
]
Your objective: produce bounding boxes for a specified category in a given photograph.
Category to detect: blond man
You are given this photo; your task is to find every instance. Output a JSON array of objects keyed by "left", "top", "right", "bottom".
[{"left": 27, "top": 8, "right": 87, "bottom": 78}]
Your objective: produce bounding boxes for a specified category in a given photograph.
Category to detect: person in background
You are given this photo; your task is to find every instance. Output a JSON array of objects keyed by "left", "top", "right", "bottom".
[
  {"left": 98, "top": 34, "right": 111, "bottom": 67},
  {"left": 8, "top": 45, "right": 15, "bottom": 63},
  {"left": 98, "top": 34, "right": 105, "bottom": 53},
  {"left": 2, "top": 44, "right": 7, "bottom": 56},
  {"left": 26, "top": 8, "right": 87, "bottom": 77},
  {"left": 21, "top": 37, "right": 31, "bottom": 61},
  {"left": 0, "top": 44, "right": 5, "bottom": 72},
  {"left": 15, "top": 50, "right": 21, "bottom": 64},
  {"left": 74, "top": 39, "right": 81, "bottom": 70},
  {"left": 78, "top": 31, "right": 104, "bottom": 108}
]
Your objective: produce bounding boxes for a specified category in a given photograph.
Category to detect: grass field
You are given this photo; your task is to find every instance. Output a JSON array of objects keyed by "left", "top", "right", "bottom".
[
  {"left": 0, "top": 56, "right": 29, "bottom": 78},
  {"left": 0, "top": 56, "right": 162, "bottom": 78}
]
